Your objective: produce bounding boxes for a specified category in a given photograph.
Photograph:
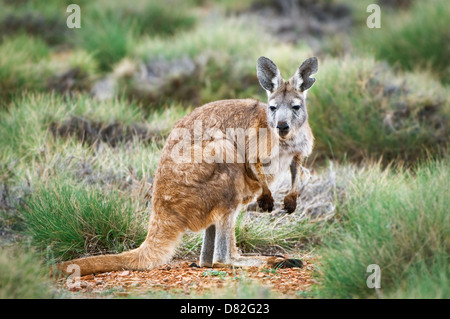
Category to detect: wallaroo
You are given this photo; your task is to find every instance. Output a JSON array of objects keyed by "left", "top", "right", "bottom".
[{"left": 57, "top": 56, "right": 318, "bottom": 276}]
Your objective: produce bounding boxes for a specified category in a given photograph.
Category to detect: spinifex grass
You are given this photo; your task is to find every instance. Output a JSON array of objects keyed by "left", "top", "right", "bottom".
[
  {"left": 0, "top": 35, "right": 99, "bottom": 109},
  {"left": 355, "top": 0, "right": 450, "bottom": 84},
  {"left": 74, "top": 0, "right": 196, "bottom": 71},
  {"left": 19, "top": 183, "right": 147, "bottom": 261},
  {"left": 234, "top": 211, "right": 333, "bottom": 254},
  {"left": 0, "top": 94, "right": 145, "bottom": 161},
  {"left": 0, "top": 35, "right": 50, "bottom": 107},
  {"left": 132, "top": 17, "right": 312, "bottom": 103},
  {"left": 317, "top": 159, "right": 450, "bottom": 298},
  {"left": 0, "top": 246, "right": 55, "bottom": 299},
  {"left": 307, "top": 56, "right": 449, "bottom": 164}
]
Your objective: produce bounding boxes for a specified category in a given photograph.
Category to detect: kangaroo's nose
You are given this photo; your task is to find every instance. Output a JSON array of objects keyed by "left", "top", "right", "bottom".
[{"left": 276, "top": 122, "right": 289, "bottom": 131}]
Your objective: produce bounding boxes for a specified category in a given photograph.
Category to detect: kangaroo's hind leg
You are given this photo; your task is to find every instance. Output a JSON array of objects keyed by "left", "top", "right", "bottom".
[
  {"left": 211, "top": 208, "right": 292, "bottom": 268},
  {"left": 199, "top": 224, "right": 216, "bottom": 267}
]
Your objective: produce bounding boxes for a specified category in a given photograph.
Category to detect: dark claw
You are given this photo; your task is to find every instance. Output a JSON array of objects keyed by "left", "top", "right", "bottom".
[
  {"left": 257, "top": 193, "right": 274, "bottom": 212},
  {"left": 283, "top": 193, "right": 298, "bottom": 214}
]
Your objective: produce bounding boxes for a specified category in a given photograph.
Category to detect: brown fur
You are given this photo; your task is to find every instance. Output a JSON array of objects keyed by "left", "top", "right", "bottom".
[{"left": 56, "top": 57, "right": 317, "bottom": 276}]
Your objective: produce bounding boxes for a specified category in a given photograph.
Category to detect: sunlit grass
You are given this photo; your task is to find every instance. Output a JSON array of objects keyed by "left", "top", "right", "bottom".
[
  {"left": 0, "top": 35, "right": 51, "bottom": 107},
  {"left": 317, "top": 159, "right": 450, "bottom": 298},
  {"left": 354, "top": 0, "right": 450, "bottom": 83},
  {"left": 0, "top": 246, "right": 55, "bottom": 299},
  {"left": 19, "top": 182, "right": 148, "bottom": 261},
  {"left": 307, "top": 56, "right": 450, "bottom": 164},
  {"left": 132, "top": 17, "right": 312, "bottom": 103}
]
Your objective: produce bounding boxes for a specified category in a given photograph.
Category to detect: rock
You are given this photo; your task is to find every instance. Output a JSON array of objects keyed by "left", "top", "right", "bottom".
[
  {"left": 243, "top": 0, "right": 353, "bottom": 44},
  {"left": 91, "top": 76, "right": 116, "bottom": 101},
  {"left": 125, "top": 55, "right": 203, "bottom": 105}
]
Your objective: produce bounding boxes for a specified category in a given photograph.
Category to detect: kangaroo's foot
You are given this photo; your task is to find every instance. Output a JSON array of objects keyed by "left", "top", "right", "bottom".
[
  {"left": 201, "top": 209, "right": 302, "bottom": 270},
  {"left": 283, "top": 192, "right": 298, "bottom": 214},
  {"left": 257, "top": 193, "right": 274, "bottom": 212},
  {"left": 212, "top": 254, "right": 302, "bottom": 269}
]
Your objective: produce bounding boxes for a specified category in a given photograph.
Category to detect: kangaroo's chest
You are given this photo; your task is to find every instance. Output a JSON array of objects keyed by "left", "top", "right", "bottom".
[
  {"left": 261, "top": 143, "right": 295, "bottom": 184},
  {"left": 261, "top": 131, "right": 310, "bottom": 182}
]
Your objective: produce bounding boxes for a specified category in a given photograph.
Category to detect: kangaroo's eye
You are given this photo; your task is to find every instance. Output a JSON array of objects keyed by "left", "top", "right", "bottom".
[
  {"left": 269, "top": 105, "right": 277, "bottom": 111},
  {"left": 292, "top": 105, "right": 301, "bottom": 110}
]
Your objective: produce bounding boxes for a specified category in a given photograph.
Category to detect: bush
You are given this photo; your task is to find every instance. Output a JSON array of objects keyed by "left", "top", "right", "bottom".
[
  {"left": 356, "top": 0, "right": 450, "bottom": 83},
  {"left": 317, "top": 159, "right": 450, "bottom": 298},
  {"left": 19, "top": 183, "right": 148, "bottom": 261},
  {"left": 130, "top": 17, "right": 312, "bottom": 105},
  {"left": 75, "top": 0, "right": 196, "bottom": 71},
  {"left": 0, "top": 246, "right": 55, "bottom": 298},
  {"left": 0, "top": 35, "right": 50, "bottom": 107},
  {"left": 307, "top": 56, "right": 449, "bottom": 164}
]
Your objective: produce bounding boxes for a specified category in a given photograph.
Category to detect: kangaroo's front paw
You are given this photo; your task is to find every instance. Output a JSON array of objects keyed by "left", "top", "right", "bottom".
[
  {"left": 257, "top": 193, "right": 274, "bottom": 212},
  {"left": 283, "top": 192, "right": 298, "bottom": 214}
]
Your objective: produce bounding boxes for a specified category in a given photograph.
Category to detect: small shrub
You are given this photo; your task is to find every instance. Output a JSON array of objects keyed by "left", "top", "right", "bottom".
[
  {"left": 19, "top": 183, "right": 147, "bottom": 261},
  {"left": 75, "top": 1, "right": 196, "bottom": 71},
  {"left": 356, "top": 0, "right": 450, "bottom": 83},
  {"left": 131, "top": 18, "right": 312, "bottom": 105},
  {"left": 308, "top": 56, "right": 449, "bottom": 164},
  {"left": 317, "top": 159, "right": 450, "bottom": 298},
  {"left": 0, "top": 246, "right": 55, "bottom": 299},
  {"left": 0, "top": 35, "right": 50, "bottom": 107}
]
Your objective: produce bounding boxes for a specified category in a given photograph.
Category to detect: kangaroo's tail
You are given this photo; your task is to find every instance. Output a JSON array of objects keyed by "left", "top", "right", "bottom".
[{"left": 56, "top": 214, "right": 182, "bottom": 276}]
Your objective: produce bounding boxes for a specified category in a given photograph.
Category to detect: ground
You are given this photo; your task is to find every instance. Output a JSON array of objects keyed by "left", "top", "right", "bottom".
[{"left": 59, "top": 258, "right": 316, "bottom": 298}]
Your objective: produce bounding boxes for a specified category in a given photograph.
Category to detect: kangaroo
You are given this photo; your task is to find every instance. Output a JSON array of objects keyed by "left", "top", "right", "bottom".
[{"left": 57, "top": 56, "right": 318, "bottom": 276}]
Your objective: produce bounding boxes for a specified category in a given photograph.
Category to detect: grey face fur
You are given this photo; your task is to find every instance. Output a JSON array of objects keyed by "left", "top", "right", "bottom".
[{"left": 256, "top": 56, "right": 318, "bottom": 139}]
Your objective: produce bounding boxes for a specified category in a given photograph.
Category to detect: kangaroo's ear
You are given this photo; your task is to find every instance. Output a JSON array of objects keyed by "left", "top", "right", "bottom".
[
  {"left": 257, "top": 56, "right": 282, "bottom": 94},
  {"left": 291, "top": 57, "right": 318, "bottom": 92}
]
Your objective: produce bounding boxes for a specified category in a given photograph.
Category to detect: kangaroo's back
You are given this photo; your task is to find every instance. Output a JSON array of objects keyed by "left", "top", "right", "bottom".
[{"left": 152, "top": 98, "right": 273, "bottom": 232}]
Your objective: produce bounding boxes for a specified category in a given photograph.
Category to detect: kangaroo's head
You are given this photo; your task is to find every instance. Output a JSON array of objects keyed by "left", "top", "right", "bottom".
[{"left": 257, "top": 56, "right": 318, "bottom": 139}]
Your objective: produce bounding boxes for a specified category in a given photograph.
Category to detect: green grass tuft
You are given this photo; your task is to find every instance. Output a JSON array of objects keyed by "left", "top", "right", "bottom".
[
  {"left": 317, "top": 159, "right": 450, "bottom": 298},
  {"left": 19, "top": 183, "right": 148, "bottom": 261},
  {"left": 307, "top": 56, "right": 450, "bottom": 164},
  {"left": 0, "top": 35, "right": 51, "bottom": 107},
  {"left": 73, "top": 0, "right": 196, "bottom": 71},
  {"left": 132, "top": 17, "right": 312, "bottom": 104},
  {"left": 355, "top": 0, "right": 450, "bottom": 83},
  {"left": 0, "top": 246, "right": 55, "bottom": 299}
]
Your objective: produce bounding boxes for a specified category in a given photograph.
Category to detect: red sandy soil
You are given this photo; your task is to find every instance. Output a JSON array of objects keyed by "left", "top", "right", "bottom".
[{"left": 59, "top": 257, "right": 317, "bottom": 298}]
